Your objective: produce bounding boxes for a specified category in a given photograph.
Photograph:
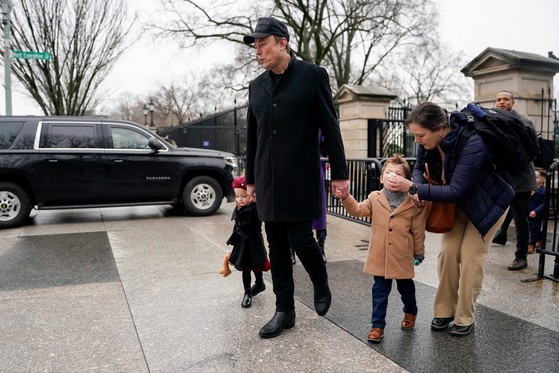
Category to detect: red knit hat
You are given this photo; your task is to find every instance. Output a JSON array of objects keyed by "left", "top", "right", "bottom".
[{"left": 232, "top": 176, "right": 246, "bottom": 190}]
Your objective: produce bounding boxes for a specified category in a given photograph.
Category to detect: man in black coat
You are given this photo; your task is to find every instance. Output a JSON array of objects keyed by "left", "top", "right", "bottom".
[
  {"left": 491, "top": 90, "right": 537, "bottom": 271},
  {"left": 243, "top": 17, "right": 350, "bottom": 338}
]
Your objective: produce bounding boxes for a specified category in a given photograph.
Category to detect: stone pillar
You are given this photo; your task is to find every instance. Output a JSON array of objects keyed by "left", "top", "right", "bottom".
[
  {"left": 334, "top": 84, "right": 397, "bottom": 158},
  {"left": 461, "top": 48, "right": 559, "bottom": 138}
]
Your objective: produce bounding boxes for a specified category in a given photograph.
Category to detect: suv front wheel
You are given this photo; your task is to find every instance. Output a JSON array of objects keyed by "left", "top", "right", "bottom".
[
  {"left": 0, "top": 182, "right": 32, "bottom": 229},
  {"left": 182, "top": 176, "right": 223, "bottom": 216}
]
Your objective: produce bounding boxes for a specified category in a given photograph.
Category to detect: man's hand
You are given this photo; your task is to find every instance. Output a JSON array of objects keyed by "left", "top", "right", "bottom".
[
  {"left": 331, "top": 179, "right": 350, "bottom": 199},
  {"left": 333, "top": 188, "right": 349, "bottom": 201}
]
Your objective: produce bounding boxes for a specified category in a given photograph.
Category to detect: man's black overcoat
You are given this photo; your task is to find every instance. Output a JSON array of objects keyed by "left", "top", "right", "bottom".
[{"left": 245, "top": 54, "right": 348, "bottom": 222}]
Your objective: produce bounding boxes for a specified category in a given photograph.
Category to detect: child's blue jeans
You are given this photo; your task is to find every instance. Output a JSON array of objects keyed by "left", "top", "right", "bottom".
[{"left": 371, "top": 276, "right": 417, "bottom": 328}]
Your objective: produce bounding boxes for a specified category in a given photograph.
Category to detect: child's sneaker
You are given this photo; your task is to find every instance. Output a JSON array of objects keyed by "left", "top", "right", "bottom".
[
  {"left": 367, "top": 328, "right": 384, "bottom": 342},
  {"left": 401, "top": 313, "right": 417, "bottom": 329}
]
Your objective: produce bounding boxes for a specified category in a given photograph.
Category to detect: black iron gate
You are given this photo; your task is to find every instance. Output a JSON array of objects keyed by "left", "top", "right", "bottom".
[{"left": 529, "top": 160, "right": 559, "bottom": 282}]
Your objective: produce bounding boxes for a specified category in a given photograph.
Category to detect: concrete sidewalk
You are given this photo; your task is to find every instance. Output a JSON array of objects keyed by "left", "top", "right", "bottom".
[{"left": 1, "top": 202, "right": 558, "bottom": 372}]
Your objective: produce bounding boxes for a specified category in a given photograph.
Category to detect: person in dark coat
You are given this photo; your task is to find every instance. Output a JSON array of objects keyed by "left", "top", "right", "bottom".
[
  {"left": 528, "top": 168, "right": 546, "bottom": 254},
  {"left": 387, "top": 102, "right": 514, "bottom": 337},
  {"left": 222, "top": 177, "right": 270, "bottom": 309},
  {"left": 243, "top": 17, "right": 349, "bottom": 338},
  {"left": 490, "top": 90, "right": 538, "bottom": 271},
  {"left": 313, "top": 132, "right": 329, "bottom": 263}
]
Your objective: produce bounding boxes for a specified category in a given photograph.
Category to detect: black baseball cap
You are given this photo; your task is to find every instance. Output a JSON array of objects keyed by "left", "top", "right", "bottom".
[{"left": 243, "top": 17, "right": 290, "bottom": 45}]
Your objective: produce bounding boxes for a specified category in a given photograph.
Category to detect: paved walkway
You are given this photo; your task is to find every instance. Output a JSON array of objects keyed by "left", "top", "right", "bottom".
[{"left": 1, "top": 202, "right": 558, "bottom": 372}]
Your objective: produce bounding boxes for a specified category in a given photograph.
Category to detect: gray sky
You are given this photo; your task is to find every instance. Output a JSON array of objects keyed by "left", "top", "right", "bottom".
[{"left": 2, "top": 0, "right": 558, "bottom": 115}]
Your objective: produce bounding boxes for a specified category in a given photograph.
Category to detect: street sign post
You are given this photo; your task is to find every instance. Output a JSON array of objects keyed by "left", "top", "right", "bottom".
[{"left": 12, "top": 50, "right": 51, "bottom": 60}]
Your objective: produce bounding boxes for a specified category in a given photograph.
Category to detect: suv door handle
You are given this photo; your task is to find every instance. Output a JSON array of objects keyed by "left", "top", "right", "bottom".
[
  {"left": 113, "top": 159, "right": 124, "bottom": 163},
  {"left": 48, "top": 159, "right": 58, "bottom": 163}
]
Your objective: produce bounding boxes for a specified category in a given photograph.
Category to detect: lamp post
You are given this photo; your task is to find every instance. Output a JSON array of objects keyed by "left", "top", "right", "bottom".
[
  {"left": 142, "top": 104, "right": 148, "bottom": 126},
  {"left": 148, "top": 99, "right": 155, "bottom": 128},
  {"left": 1, "top": 0, "right": 13, "bottom": 115}
]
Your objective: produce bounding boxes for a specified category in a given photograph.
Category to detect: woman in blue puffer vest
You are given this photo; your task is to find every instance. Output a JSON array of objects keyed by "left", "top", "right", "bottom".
[{"left": 386, "top": 102, "right": 514, "bottom": 337}]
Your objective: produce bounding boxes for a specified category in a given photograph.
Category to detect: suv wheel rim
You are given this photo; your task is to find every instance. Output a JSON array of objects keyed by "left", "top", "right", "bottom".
[
  {"left": 0, "top": 191, "right": 21, "bottom": 221},
  {"left": 189, "top": 183, "right": 216, "bottom": 210}
]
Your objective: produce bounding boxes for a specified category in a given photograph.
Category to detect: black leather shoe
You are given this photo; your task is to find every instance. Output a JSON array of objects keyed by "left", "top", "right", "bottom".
[
  {"left": 241, "top": 290, "right": 252, "bottom": 308},
  {"left": 492, "top": 234, "right": 507, "bottom": 245},
  {"left": 259, "top": 311, "right": 296, "bottom": 338},
  {"left": 450, "top": 323, "right": 474, "bottom": 336},
  {"left": 431, "top": 317, "right": 454, "bottom": 330},
  {"left": 291, "top": 249, "right": 297, "bottom": 265},
  {"left": 313, "top": 282, "right": 332, "bottom": 316},
  {"left": 251, "top": 282, "right": 266, "bottom": 297},
  {"left": 507, "top": 258, "right": 528, "bottom": 271}
]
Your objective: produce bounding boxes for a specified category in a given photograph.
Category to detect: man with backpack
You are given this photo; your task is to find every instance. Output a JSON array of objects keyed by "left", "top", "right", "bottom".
[{"left": 491, "top": 90, "right": 537, "bottom": 271}]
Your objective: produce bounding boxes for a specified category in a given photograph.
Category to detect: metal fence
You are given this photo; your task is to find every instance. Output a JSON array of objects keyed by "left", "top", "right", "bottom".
[
  {"left": 159, "top": 106, "right": 248, "bottom": 156},
  {"left": 237, "top": 156, "right": 559, "bottom": 283},
  {"left": 235, "top": 157, "right": 414, "bottom": 225},
  {"left": 535, "top": 161, "right": 559, "bottom": 282}
]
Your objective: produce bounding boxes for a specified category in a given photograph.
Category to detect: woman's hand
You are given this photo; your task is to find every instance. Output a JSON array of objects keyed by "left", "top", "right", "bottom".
[
  {"left": 385, "top": 175, "right": 413, "bottom": 193},
  {"left": 411, "top": 193, "right": 425, "bottom": 207}
]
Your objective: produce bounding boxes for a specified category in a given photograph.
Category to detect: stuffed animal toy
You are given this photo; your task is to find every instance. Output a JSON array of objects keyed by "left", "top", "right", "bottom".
[{"left": 218, "top": 253, "right": 232, "bottom": 277}]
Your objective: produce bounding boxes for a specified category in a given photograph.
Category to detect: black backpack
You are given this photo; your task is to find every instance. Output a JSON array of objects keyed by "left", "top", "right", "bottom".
[{"left": 451, "top": 103, "right": 539, "bottom": 175}]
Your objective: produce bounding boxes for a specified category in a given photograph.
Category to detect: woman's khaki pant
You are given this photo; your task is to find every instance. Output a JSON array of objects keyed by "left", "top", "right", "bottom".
[{"left": 434, "top": 207, "right": 506, "bottom": 326}]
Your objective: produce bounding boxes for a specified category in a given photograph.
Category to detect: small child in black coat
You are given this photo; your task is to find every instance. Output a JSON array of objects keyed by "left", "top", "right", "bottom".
[
  {"left": 218, "top": 176, "right": 270, "bottom": 308},
  {"left": 528, "top": 169, "right": 546, "bottom": 253}
]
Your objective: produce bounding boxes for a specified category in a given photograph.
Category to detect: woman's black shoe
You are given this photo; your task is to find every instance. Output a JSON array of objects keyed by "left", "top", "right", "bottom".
[
  {"left": 259, "top": 311, "right": 296, "bottom": 338},
  {"left": 450, "top": 323, "right": 474, "bottom": 336},
  {"left": 492, "top": 234, "right": 507, "bottom": 245},
  {"left": 241, "top": 290, "right": 252, "bottom": 308},
  {"left": 431, "top": 317, "right": 454, "bottom": 330}
]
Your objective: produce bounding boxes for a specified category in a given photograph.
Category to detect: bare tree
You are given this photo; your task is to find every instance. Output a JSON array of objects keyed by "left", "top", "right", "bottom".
[
  {"left": 375, "top": 40, "right": 472, "bottom": 107},
  {"left": 5, "top": 0, "right": 134, "bottom": 115},
  {"left": 275, "top": 0, "right": 436, "bottom": 88},
  {"left": 106, "top": 92, "right": 145, "bottom": 124},
  {"left": 153, "top": 0, "right": 437, "bottom": 90}
]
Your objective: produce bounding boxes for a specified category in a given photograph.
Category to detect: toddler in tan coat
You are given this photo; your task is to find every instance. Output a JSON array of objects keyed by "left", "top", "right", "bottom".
[{"left": 335, "top": 154, "right": 429, "bottom": 343}]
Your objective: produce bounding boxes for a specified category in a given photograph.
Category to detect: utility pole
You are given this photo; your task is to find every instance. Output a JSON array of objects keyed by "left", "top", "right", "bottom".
[{"left": 1, "top": 0, "right": 12, "bottom": 115}]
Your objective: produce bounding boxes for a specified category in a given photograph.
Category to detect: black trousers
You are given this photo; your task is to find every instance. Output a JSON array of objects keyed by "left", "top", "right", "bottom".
[
  {"left": 265, "top": 220, "right": 328, "bottom": 312},
  {"left": 496, "top": 191, "right": 531, "bottom": 259},
  {"left": 511, "top": 192, "right": 531, "bottom": 260}
]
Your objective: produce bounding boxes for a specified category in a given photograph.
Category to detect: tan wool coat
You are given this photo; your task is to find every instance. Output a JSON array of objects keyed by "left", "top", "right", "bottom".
[{"left": 342, "top": 190, "right": 428, "bottom": 279}]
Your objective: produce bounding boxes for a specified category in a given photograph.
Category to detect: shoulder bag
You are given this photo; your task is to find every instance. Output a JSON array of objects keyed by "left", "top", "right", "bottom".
[{"left": 424, "top": 146, "right": 455, "bottom": 233}]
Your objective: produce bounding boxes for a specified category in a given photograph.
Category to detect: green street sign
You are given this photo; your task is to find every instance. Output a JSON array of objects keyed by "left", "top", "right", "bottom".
[{"left": 12, "top": 50, "right": 51, "bottom": 61}]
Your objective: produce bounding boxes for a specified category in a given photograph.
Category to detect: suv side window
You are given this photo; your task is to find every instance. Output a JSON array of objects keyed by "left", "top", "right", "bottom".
[
  {"left": 109, "top": 125, "right": 151, "bottom": 150},
  {"left": 40, "top": 123, "right": 100, "bottom": 148},
  {"left": 0, "top": 121, "right": 25, "bottom": 149}
]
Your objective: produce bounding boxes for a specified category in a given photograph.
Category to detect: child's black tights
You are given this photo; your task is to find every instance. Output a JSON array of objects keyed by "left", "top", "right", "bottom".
[{"left": 242, "top": 270, "right": 264, "bottom": 291}]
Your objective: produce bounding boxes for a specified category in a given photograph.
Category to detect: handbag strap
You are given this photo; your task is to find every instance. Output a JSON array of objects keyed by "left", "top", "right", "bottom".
[{"left": 424, "top": 145, "right": 446, "bottom": 185}]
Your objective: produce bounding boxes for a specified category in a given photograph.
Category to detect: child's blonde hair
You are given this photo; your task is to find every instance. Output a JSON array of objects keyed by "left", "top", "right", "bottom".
[{"left": 382, "top": 153, "right": 411, "bottom": 179}]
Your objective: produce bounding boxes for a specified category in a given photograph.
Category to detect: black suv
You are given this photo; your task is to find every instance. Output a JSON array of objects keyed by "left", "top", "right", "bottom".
[{"left": 0, "top": 116, "right": 237, "bottom": 229}]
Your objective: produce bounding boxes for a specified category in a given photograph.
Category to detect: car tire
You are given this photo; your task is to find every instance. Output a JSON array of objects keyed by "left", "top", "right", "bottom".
[
  {"left": 0, "top": 182, "right": 32, "bottom": 229},
  {"left": 182, "top": 176, "right": 223, "bottom": 216}
]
